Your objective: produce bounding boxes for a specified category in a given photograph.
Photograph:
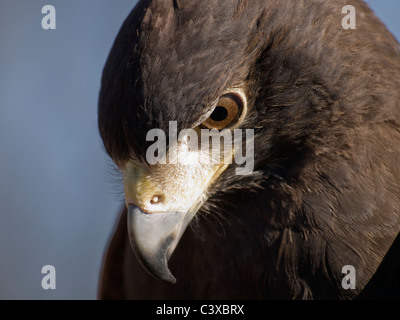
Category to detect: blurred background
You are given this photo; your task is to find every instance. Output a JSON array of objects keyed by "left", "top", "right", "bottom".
[{"left": 0, "top": 0, "right": 399, "bottom": 300}]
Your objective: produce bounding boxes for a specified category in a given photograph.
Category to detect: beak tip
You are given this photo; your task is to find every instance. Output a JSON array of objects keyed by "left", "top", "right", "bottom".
[
  {"left": 164, "top": 273, "right": 177, "bottom": 284},
  {"left": 131, "top": 241, "right": 177, "bottom": 284}
]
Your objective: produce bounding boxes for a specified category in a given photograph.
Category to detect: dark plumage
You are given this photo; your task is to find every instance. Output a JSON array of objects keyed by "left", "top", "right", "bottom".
[{"left": 98, "top": 0, "right": 400, "bottom": 299}]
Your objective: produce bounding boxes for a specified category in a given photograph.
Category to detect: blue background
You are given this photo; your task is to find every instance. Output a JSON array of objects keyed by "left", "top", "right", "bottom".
[{"left": 0, "top": 0, "right": 399, "bottom": 299}]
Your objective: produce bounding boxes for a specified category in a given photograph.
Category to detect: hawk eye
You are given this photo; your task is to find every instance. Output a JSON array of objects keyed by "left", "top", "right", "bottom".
[{"left": 201, "top": 93, "right": 244, "bottom": 130}]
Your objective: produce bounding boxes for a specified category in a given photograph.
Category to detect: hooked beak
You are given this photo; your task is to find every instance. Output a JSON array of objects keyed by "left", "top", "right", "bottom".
[
  {"left": 127, "top": 206, "right": 189, "bottom": 283},
  {"left": 123, "top": 133, "right": 234, "bottom": 283}
]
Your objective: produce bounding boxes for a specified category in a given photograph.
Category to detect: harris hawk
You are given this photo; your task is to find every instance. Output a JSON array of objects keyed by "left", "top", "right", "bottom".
[{"left": 97, "top": 0, "right": 400, "bottom": 299}]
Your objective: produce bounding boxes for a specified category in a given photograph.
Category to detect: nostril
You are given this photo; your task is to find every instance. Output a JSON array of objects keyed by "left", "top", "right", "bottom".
[{"left": 150, "top": 195, "right": 164, "bottom": 205}]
